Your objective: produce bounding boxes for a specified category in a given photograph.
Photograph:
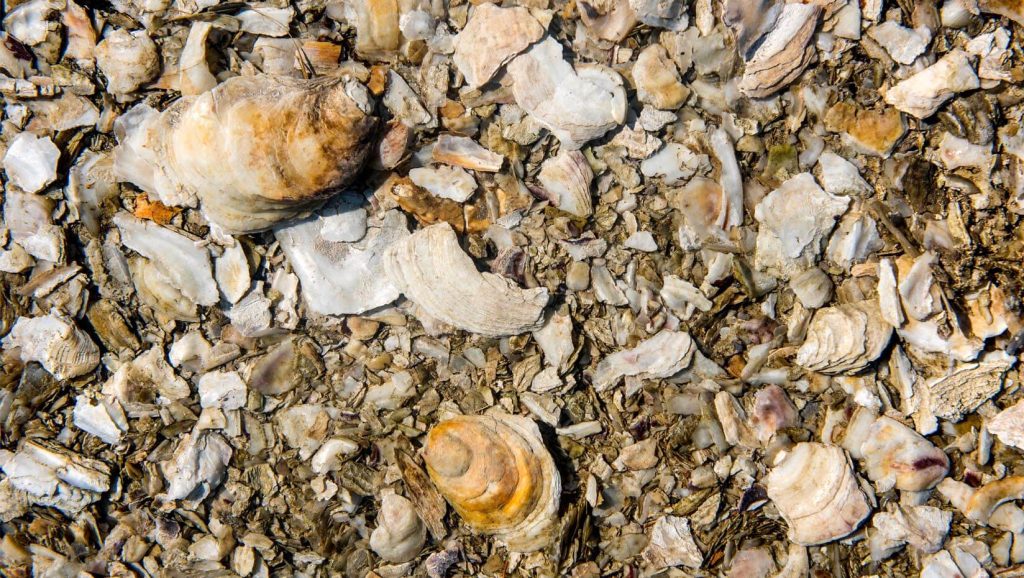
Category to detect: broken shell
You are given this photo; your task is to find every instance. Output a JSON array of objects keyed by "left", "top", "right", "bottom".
[
  {"left": 384, "top": 223, "right": 549, "bottom": 337},
  {"left": 114, "top": 74, "right": 377, "bottom": 233},
  {"left": 452, "top": 3, "right": 544, "bottom": 89},
  {"left": 1, "top": 441, "right": 111, "bottom": 516},
  {"left": 796, "top": 301, "right": 892, "bottom": 375},
  {"left": 963, "top": 477, "right": 1024, "bottom": 526},
  {"left": 790, "top": 267, "right": 833, "bottom": 309},
  {"left": 861, "top": 416, "right": 949, "bottom": 491},
  {"left": 370, "top": 493, "right": 427, "bottom": 563},
  {"left": 423, "top": 414, "right": 560, "bottom": 552},
  {"left": 3, "top": 131, "right": 60, "bottom": 194},
  {"left": 987, "top": 399, "right": 1024, "bottom": 450},
  {"left": 537, "top": 150, "right": 595, "bottom": 218},
  {"left": 883, "top": 49, "right": 980, "bottom": 119},
  {"left": 643, "top": 515, "right": 704, "bottom": 570},
  {"left": 867, "top": 22, "right": 931, "bottom": 65},
  {"left": 738, "top": 4, "right": 821, "bottom": 98},
  {"left": 579, "top": 0, "right": 638, "bottom": 42},
  {"left": 823, "top": 102, "right": 906, "bottom": 157},
  {"left": 3, "top": 314, "right": 100, "bottom": 380},
  {"left": 765, "top": 442, "right": 871, "bottom": 545},
  {"left": 723, "top": 0, "right": 783, "bottom": 59},
  {"left": 161, "top": 430, "right": 232, "bottom": 503},
  {"left": 433, "top": 134, "right": 504, "bottom": 172},
  {"left": 593, "top": 330, "right": 696, "bottom": 391},
  {"left": 633, "top": 44, "right": 687, "bottom": 110},
  {"left": 409, "top": 165, "right": 477, "bottom": 203},
  {"left": 508, "top": 37, "right": 627, "bottom": 150},
  {"left": 95, "top": 29, "right": 160, "bottom": 97}
]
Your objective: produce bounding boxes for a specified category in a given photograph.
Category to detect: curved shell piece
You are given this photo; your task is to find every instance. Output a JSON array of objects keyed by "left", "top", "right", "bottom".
[
  {"left": 861, "top": 416, "right": 949, "bottom": 491},
  {"left": 738, "top": 4, "right": 821, "bottom": 98},
  {"left": 964, "top": 477, "right": 1024, "bottom": 525},
  {"left": 765, "top": 442, "right": 871, "bottom": 545},
  {"left": 3, "top": 314, "right": 100, "bottom": 380},
  {"left": 796, "top": 301, "right": 893, "bottom": 375},
  {"left": 423, "top": 414, "right": 560, "bottom": 552},
  {"left": 537, "top": 150, "right": 594, "bottom": 218},
  {"left": 114, "top": 74, "right": 377, "bottom": 233},
  {"left": 383, "top": 223, "right": 549, "bottom": 337},
  {"left": 508, "top": 37, "right": 627, "bottom": 150},
  {"left": 452, "top": 3, "right": 544, "bottom": 89},
  {"left": 370, "top": 493, "right": 427, "bottom": 563}
]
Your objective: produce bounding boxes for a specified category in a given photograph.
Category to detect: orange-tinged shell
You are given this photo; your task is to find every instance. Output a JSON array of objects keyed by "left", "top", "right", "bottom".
[{"left": 423, "top": 414, "right": 560, "bottom": 552}]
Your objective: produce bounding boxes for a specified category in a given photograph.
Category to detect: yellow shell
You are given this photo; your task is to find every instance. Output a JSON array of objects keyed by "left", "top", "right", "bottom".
[{"left": 423, "top": 414, "right": 560, "bottom": 552}]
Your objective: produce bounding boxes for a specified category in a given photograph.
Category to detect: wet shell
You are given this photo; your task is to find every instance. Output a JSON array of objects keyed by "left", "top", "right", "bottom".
[
  {"left": 765, "top": 442, "right": 871, "bottom": 545},
  {"left": 796, "top": 301, "right": 893, "bottom": 375},
  {"left": 383, "top": 223, "right": 549, "bottom": 337},
  {"left": 423, "top": 414, "right": 560, "bottom": 552},
  {"left": 114, "top": 74, "right": 377, "bottom": 233}
]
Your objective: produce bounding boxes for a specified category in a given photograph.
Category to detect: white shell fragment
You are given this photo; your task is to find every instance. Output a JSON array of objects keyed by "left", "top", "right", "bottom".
[
  {"left": 765, "top": 442, "right": 871, "bottom": 545},
  {"left": 537, "top": 150, "right": 595, "bottom": 218},
  {"left": 633, "top": 44, "right": 687, "bottom": 110},
  {"left": 861, "top": 416, "right": 949, "bottom": 492},
  {"left": 409, "top": 165, "right": 477, "bottom": 202},
  {"left": 3, "top": 131, "right": 60, "bottom": 193},
  {"left": 384, "top": 223, "right": 549, "bottom": 337},
  {"left": 593, "top": 330, "right": 696, "bottom": 391},
  {"left": 884, "top": 49, "right": 980, "bottom": 119},
  {"left": 161, "top": 431, "right": 233, "bottom": 502},
  {"left": 452, "top": 3, "right": 545, "bottom": 89},
  {"left": 988, "top": 399, "right": 1024, "bottom": 450},
  {"left": 369, "top": 493, "right": 427, "bottom": 563},
  {"left": 0, "top": 441, "right": 111, "bottom": 516},
  {"left": 95, "top": 28, "right": 160, "bottom": 97},
  {"left": 796, "top": 301, "right": 892, "bottom": 375},
  {"left": 508, "top": 37, "right": 627, "bottom": 150},
  {"left": 867, "top": 22, "right": 932, "bottom": 65},
  {"left": 643, "top": 516, "right": 704, "bottom": 570},
  {"left": 73, "top": 396, "right": 128, "bottom": 445},
  {"left": 197, "top": 370, "right": 247, "bottom": 410},
  {"left": 3, "top": 314, "right": 100, "bottom": 380},
  {"left": 433, "top": 134, "right": 505, "bottom": 172}
]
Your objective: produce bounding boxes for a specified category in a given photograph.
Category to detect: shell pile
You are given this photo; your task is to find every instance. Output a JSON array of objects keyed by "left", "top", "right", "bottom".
[{"left": 4, "top": 0, "right": 1024, "bottom": 575}]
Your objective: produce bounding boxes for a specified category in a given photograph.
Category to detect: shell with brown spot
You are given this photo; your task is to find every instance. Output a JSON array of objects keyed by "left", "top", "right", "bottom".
[{"left": 423, "top": 414, "right": 560, "bottom": 552}]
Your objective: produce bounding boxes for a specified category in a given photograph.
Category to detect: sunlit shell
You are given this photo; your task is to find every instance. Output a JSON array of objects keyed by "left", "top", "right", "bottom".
[
  {"left": 738, "top": 4, "right": 821, "bottom": 98},
  {"left": 383, "top": 223, "right": 549, "bottom": 337},
  {"left": 94, "top": 28, "right": 159, "bottom": 97},
  {"left": 765, "top": 442, "right": 871, "bottom": 545},
  {"left": 537, "top": 150, "right": 594, "bottom": 218},
  {"left": 370, "top": 493, "right": 427, "bottom": 563},
  {"left": 884, "top": 49, "right": 980, "bottom": 119},
  {"left": 423, "top": 414, "right": 560, "bottom": 552},
  {"left": 452, "top": 3, "right": 544, "bottom": 89},
  {"left": 2, "top": 314, "right": 100, "bottom": 380},
  {"left": 114, "top": 74, "right": 376, "bottom": 233},
  {"left": 633, "top": 44, "right": 687, "bottom": 110},
  {"left": 861, "top": 416, "right": 949, "bottom": 491},
  {"left": 796, "top": 301, "right": 892, "bottom": 375}
]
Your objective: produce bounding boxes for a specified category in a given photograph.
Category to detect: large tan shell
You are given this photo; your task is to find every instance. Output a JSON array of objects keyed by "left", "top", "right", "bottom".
[
  {"left": 423, "top": 414, "right": 560, "bottom": 552},
  {"left": 114, "top": 74, "right": 377, "bottom": 233}
]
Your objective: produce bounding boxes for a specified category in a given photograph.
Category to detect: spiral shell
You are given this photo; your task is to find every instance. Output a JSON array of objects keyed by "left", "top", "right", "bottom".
[
  {"left": 114, "top": 74, "right": 377, "bottom": 233},
  {"left": 423, "top": 414, "right": 560, "bottom": 552}
]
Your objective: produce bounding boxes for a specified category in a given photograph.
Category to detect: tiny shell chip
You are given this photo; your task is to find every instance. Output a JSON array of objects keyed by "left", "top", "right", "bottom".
[
  {"left": 452, "top": 3, "right": 544, "bottom": 89},
  {"left": 765, "top": 442, "right": 871, "bottom": 545}
]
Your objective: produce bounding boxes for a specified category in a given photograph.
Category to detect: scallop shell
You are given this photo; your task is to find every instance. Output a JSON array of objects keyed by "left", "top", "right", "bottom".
[
  {"left": 537, "top": 150, "right": 594, "bottom": 218},
  {"left": 113, "top": 74, "right": 376, "bottom": 233},
  {"left": 796, "top": 301, "right": 893, "bottom": 375},
  {"left": 423, "top": 414, "right": 560, "bottom": 552},
  {"left": 765, "top": 442, "right": 871, "bottom": 545},
  {"left": 383, "top": 223, "right": 549, "bottom": 337}
]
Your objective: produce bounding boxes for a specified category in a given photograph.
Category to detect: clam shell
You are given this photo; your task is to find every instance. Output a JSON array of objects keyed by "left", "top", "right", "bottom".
[
  {"left": 423, "top": 414, "right": 560, "bottom": 552},
  {"left": 383, "top": 223, "right": 549, "bottom": 337},
  {"left": 114, "top": 74, "right": 376, "bottom": 233},
  {"left": 765, "top": 442, "right": 871, "bottom": 545}
]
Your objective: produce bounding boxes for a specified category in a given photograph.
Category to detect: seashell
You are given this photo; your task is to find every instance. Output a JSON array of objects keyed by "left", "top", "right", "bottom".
[
  {"left": 750, "top": 385, "right": 800, "bottom": 443},
  {"left": 95, "top": 28, "right": 160, "bottom": 98},
  {"left": 796, "top": 301, "right": 892, "bottom": 375},
  {"left": 871, "top": 505, "right": 951, "bottom": 559},
  {"left": 177, "top": 22, "right": 217, "bottom": 96},
  {"left": 642, "top": 516, "right": 704, "bottom": 570},
  {"left": 765, "top": 442, "right": 871, "bottom": 545},
  {"left": 877, "top": 258, "right": 904, "bottom": 327},
  {"left": 919, "top": 351, "right": 1014, "bottom": 426},
  {"left": 987, "top": 399, "right": 1024, "bottom": 450},
  {"left": 409, "top": 165, "right": 477, "bottom": 203},
  {"left": 102, "top": 346, "right": 190, "bottom": 410},
  {"left": 73, "top": 395, "right": 128, "bottom": 445},
  {"left": 825, "top": 210, "right": 883, "bottom": 271},
  {"left": 537, "top": 150, "right": 594, "bottom": 218},
  {"left": 816, "top": 151, "right": 872, "bottom": 197},
  {"left": 452, "top": 3, "right": 544, "bottom": 89},
  {"left": 937, "top": 132, "right": 995, "bottom": 171},
  {"left": 631, "top": 0, "right": 689, "bottom": 31},
  {"left": 661, "top": 275, "right": 713, "bottom": 319},
  {"left": 62, "top": 0, "right": 96, "bottom": 63},
  {"left": 867, "top": 22, "right": 932, "bottom": 65},
  {"left": 640, "top": 143, "right": 708, "bottom": 185},
  {"left": 884, "top": 49, "right": 980, "bottom": 119},
  {"left": 248, "top": 337, "right": 324, "bottom": 396},
  {"left": 956, "top": 476, "right": 1024, "bottom": 526},
  {"left": 370, "top": 493, "right": 427, "bottom": 563},
  {"left": 383, "top": 223, "right": 549, "bottom": 337},
  {"left": 423, "top": 414, "right": 560, "bottom": 552},
  {"left": 2, "top": 131, "right": 59, "bottom": 194},
  {"left": 2, "top": 314, "right": 100, "bottom": 380},
  {"left": 633, "top": 44, "right": 687, "bottom": 111},
  {"left": 161, "top": 430, "right": 233, "bottom": 502},
  {"left": 723, "top": 0, "right": 783, "bottom": 59},
  {"left": 754, "top": 173, "right": 850, "bottom": 275},
  {"left": 738, "top": 4, "right": 821, "bottom": 98},
  {"left": 592, "top": 330, "right": 696, "bottom": 391},
  {"left": 578, "top": 0, "right": 637, "bottom": 42},
  {"left": 979, "top": 0, "right": 1024, "bottom": 26},
  {"left": 790, "top": 267, "right": 832, "bottom": 309},
  {"left": 276, "top": 204, "right": 409, "bottom": 316},
  {"left": 332, "top": 0, "right": 434, "bottom": 60},
  {"left": 114, "top": 74, "right": 377, "bottom": 233},
  {"left": 508, "top": 37, "right": 627, "bottom": 150},
  {"left": 237, "top": 6, "right": 293, "bottom": 37},
  {"left": 861, "top": 416, "right": 949, "bottom": 491},
  {"left": 0, "top": 440, "right": 111, "bottom": 516},
  {"left": 433, "top": 134, "right": 504, "bottom": 172}
]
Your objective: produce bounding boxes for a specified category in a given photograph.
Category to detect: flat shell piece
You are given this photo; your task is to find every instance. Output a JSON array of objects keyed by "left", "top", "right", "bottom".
[
  {"left": 884, "top": 49, "right": 980, "bottom": 119},
  {"left": 384, "top": 223, "right": 549, "bottom": 337},
  {"left": 452, "top": 3, "right": 544, "bottom": 89},
  {"left": 433, "top": 134, "right": 504, "bottom": 172},
  {"left": 643, "top": 516, "right": 703, "bottom": 570},
  {"left": 592, "top": 330, "right": 695, "bottom": 391}
]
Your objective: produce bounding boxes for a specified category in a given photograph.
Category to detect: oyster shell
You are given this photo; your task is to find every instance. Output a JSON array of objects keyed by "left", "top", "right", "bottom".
[
  {"left": 0, "top": 441, "right": 111, "bottom": 516},
  {"left": 508, "top": 37, "right": 627, "bottom": 150},
  {"left": 643, "top": 516, "right": 703, "bottom": 570},
  {"left": 633, "top": 44, "right": 687, "bottom": 110},
  {"left": 987, "top": 399, "right": 1024, "bottom": 450},
  {"left": 861, "top": 416, "right": 949, "bottom": 491},
  {"left": 370, "top": 493, "right": 427, "bottom": 563},
  {"left": 3, "top": 314, "right": 100, "bottom": 380},
  {"left": 409, "top": 165, "right": 477, "bottom": 203},
  {"left": 161, "top": 430, "right": 232, "bottom": 502},
  {"left": 383, "top": 223, "right": 549, "bottom": 337},
  {"left": 796, "top": 301, "right": 892, "bottom": 375},
  {"left": 537, "top": 150, "right": 595, "bottom": 218},
  {"left": 883, "top": 49, "right": 980, "bottom": 119},
  {"left": 452, "top": 3, "right": 544, "bottom": 89},
  {"left": 423, "top": 414, "right": 560, "bottom": 552},
  {"left": 579, "top": 0, "right": 637, "bottom": 42},
  {"left": 114, "top": 74, "right": 376, "bottom": 233},
  {"left": 592, "top": 330, "right": 696, "bottom": 391},
  {"left": 3, "top": 131, "right": 59, "bottom": 194},
  {"left": 738, "top": 4, "right": 822, "bottom": 98},
  {"left": 433, "top": 134, "right": 504, "bottom": 172},
  {"left": 765, "top": 442, "right": 871, "bottom": 545},
  {"left": 95, "top": 29, "right": 160, "bottom": 97},
  {"left": 723, "top": 0, "right": 783, "bottom": 59}
]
